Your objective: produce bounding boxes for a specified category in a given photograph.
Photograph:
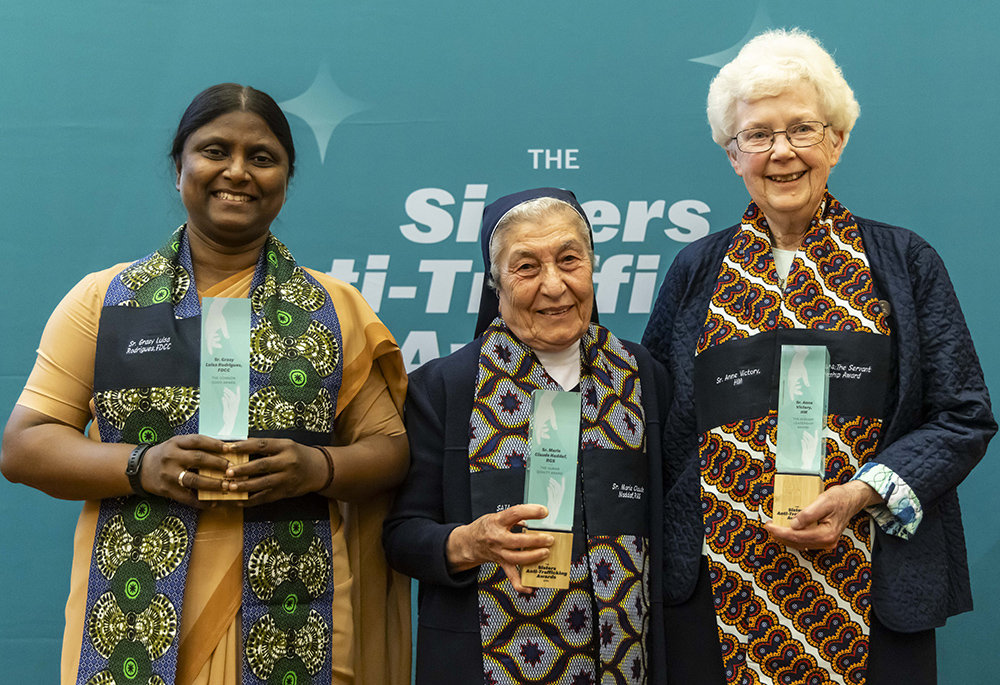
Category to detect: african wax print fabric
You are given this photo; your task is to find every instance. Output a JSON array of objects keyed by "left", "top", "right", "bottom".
[
  {"left": 470, "top": 319, "right": 650, "bottom": 685},
  {"left": 81, "top": 227, "right": 343, "bottom": 685},
  {"left": 695, "top": 192, "right": 891, "bottom": 685}
]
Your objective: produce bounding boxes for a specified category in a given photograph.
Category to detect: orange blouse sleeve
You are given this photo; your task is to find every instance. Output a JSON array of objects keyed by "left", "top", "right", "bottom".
[{"left": 17, "top": 264, "right": 129, "bottom": 428}]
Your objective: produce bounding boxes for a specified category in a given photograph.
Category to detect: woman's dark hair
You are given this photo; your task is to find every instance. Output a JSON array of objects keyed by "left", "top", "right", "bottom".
[{"left": 171, "top": 83, "right": 296, "bottom": 178}]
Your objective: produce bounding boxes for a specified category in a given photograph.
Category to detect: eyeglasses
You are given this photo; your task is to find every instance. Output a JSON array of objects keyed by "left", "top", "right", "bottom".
[{"left": 731, "top": 121, "right": 831, "bottom": 153}]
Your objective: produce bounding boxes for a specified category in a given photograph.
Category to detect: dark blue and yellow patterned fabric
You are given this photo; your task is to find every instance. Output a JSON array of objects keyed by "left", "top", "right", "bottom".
[
  {"left": 81, "top": 227, "right": 343, "bottom": 685},
  {"left": 470, "top": 318, "right": 649, "bottom": 685},
  {"left": 242, "top": 518, "right": 334, "bottom": 685}
]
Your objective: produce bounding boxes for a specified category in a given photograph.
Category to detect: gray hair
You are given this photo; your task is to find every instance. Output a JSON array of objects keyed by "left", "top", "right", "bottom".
[
  {"left": 707, "top": 29, "right": 860, "bottom": 149},
  {"left": 487, "top": 197, "right": 595, "bottom": 290}
]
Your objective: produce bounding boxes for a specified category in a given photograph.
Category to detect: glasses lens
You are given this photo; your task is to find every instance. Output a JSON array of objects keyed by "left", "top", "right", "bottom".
[
  {"left": 738, "top": 129, "right": 772, "bottom": 152},
  {"left": 788, "top": 122, "right": 825, "bottom": 147}
]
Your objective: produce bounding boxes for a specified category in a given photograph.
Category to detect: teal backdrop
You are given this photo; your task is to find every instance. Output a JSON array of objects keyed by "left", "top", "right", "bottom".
[{"left": 1, "top": 1, "right": 997, "bottom": 681}]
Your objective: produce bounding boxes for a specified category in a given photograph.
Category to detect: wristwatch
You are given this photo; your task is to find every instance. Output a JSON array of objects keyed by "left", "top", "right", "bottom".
[{"left": 126, "top": 443, "right": 154, "bottom": 497}]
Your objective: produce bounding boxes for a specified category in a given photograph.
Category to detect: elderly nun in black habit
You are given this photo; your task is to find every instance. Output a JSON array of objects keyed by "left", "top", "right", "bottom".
[{"left": 384, "top": 187, "right": 671, "bottom": 684}]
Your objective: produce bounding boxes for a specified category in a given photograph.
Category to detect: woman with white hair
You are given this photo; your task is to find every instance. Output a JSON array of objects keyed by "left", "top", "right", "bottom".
[
  {"left": 385, "top": 188, "right": 671, "bottom": 684},
  {"left": 642, "top": 29, "right": 994, "bottom": 684}
]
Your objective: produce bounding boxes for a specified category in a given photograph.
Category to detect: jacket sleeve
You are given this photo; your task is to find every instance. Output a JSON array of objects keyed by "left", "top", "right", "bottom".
[
  {"left": 382, "top": 363, "right": 477, "bottom": 588},
  {"left": 641, "top": 242, "right": 717, "bottom": 604},
  {"left": 870, "top": 233, "right": 996, "bottom": 511}
]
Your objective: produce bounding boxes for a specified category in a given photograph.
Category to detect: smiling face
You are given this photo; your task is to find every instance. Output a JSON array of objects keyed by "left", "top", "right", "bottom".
[
  {"left": 727, "top": 81, "right": 845, "bottom": 242},
  {"left": 175, "top": 110, "right": 289, "bottom": 249},
  {"left": 495, "top": 213, "right": 594, "bottom": 353}
]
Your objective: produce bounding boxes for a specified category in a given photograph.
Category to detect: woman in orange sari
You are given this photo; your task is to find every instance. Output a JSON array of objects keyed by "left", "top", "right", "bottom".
[{"left": 1, "top": 83, "right": 410, "bottom": 685}]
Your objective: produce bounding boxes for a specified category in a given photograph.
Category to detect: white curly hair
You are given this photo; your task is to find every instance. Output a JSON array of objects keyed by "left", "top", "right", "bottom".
[{"left": 707, "top": 28, "right": 860, "bottom": 150}]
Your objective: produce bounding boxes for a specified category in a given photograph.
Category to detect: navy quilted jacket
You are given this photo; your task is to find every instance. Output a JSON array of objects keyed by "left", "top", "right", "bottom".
[{"left": 642, "top": 217, "right": 995, "bottom": 632}]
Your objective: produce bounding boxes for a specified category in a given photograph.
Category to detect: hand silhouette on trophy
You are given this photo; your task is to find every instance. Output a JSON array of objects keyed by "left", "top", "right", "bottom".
[
  {"left": 220, "top": 386, "right": 240, "bottom": 438},
  {"left": 541, "top": 475, "right": 566, "bottom": 527},
  {"left": 204, "top": 298, "right": 230, "bottom": 354},
  {"left": 534, "top": 391, "right": 558, "bottom": 445},
  {"left": 799, "top": 429, "right": 819, "bottom": 472},
  {"left": 787, "top": 346, "right": 811, "bottom": 401}
]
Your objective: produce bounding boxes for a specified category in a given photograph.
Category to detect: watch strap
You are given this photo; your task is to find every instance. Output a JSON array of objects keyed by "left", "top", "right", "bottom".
[{"left": 126, "top": 442, "right": 153, "bottom": 496}]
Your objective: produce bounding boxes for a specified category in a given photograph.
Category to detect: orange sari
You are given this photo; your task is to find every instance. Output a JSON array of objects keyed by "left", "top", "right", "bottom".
[{"left": 20, "top": 264, "right": 409, "bottom": 685}]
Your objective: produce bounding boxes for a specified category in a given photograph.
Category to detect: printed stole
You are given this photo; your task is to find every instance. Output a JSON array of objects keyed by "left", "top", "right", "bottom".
[
  {"left": 693, "top": 193, "right": 891, "bottom": 685},
  {"left": 80, "top": 227, "right": 343, "bottom": 685},
  {"left": 470, "top": 320, "right": 650, "bottom": 685}
]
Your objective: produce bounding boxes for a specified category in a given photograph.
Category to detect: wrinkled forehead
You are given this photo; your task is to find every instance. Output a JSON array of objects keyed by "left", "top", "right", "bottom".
[
  {"left": 480, "top": 188, "right": 591, "bottom": 270},
  {"left": 489, "top": 201, "right": 591, "bottom": 264}
]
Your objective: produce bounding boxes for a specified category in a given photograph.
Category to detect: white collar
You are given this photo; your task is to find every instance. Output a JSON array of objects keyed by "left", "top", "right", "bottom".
[{"left": 534, "top": 340, "right": 582, "bottom": 390}]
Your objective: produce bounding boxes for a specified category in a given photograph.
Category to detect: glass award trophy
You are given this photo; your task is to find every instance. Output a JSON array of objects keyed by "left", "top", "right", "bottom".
[
  {"left": 772, "top": 345, "right": 829, "bottom": 526},
  {"left": 521, "top": 389, "right": 581, "bottom": 589},
  {"left": 197, "top": 297, "right": 251, "bottom": 500}
]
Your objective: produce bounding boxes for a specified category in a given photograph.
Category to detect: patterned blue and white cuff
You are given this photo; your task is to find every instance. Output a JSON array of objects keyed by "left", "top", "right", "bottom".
[{"left": 853, "top": 462, "right": 923, "bottom": 539}]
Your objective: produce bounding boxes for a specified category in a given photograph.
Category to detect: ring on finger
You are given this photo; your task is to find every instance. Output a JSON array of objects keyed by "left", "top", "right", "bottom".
[{"left": 178, "top": 469, "right": 189, "bottom": 488}]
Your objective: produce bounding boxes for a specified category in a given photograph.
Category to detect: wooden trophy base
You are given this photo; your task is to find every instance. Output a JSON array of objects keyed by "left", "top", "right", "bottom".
[
  {"left": 521, "top": 531, "right": 574, "bottom": 589},
  {"left": 772, "top": 474, "right": 824, "bottom": 527},
  {"left": 197, "top": 452, "right": 249, "bottom": 501}
]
